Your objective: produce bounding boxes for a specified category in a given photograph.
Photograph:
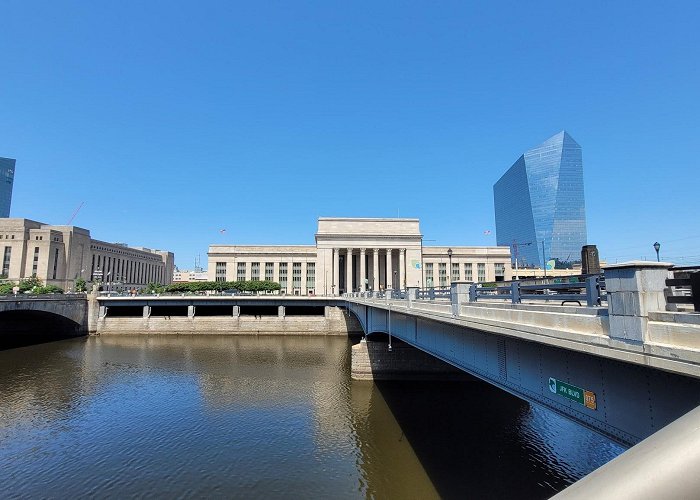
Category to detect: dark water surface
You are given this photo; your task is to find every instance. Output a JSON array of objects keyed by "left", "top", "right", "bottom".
[{"left": 0, "top": 336, "right": 625, "bottom": 499}]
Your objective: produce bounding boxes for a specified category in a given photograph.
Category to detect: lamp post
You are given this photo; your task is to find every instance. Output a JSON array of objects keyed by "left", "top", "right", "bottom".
[
  {"left": 653, "top": 242, "right": 661, "bottom": 262},
  {"left": 447, "top": 248, "right": 453, "bottom": 287}
]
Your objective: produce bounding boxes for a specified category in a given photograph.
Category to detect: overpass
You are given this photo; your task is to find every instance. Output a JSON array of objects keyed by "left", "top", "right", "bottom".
[{"left": 345, "top": 262, "right": 700, "bottom": 447}]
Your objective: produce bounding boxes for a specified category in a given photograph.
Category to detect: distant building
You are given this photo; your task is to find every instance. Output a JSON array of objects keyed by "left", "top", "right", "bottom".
[
  {"left": 0, "top": 218, "right": 174, "bottom": 291},
  {"left": 0, "top": 157, "right": 16, "bottom": 218},
  {"left": 494, "top": 131, "right": 587, "bottom": 268},
  {"left": 208, "top": 217, "right": 511, "bottom": 295},
  {"left": 173, "top": 269, "right": 209, "bottom": 282}
]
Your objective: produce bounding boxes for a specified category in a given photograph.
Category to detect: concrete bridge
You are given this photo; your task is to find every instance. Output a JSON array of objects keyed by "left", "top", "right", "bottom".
[
  {"left": 0, "top": 294, "right": 90, "bottom": 348},
  {"left": 345, "top": 262, "right": 700, "bottom": 447}
]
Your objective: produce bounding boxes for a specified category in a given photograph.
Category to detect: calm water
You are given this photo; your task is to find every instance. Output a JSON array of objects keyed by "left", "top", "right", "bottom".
[{"left": 0, "top": 336, "right": 625, "bottom": 499}]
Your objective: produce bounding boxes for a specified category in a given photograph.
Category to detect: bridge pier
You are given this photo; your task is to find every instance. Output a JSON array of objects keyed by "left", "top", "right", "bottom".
[{"left": 351, "top": 337, "right": 473, "bottom": 381}]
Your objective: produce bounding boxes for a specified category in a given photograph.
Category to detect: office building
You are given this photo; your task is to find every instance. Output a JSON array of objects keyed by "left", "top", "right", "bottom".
[
  {"left": 0, "top": 218, "right": 174, "bottom": 291},
  {"left": 0, "top": 157, "right": 16, "bottom": 217},
  {"left": 493, "top": 131, "right": 587, "bottom": 267}
]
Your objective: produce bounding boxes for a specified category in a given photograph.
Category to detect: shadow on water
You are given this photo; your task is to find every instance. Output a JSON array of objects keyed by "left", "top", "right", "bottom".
[
  {"left": 0, "top": 310, "right": 84, "bottom": 350},
  {"left": 357, "top": 337, "right": 626, "bottom": 499}
]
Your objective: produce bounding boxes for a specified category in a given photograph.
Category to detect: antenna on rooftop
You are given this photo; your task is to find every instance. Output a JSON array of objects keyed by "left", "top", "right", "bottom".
[{"left": 66, "top": 202, "right": 85, "bottom": 225}]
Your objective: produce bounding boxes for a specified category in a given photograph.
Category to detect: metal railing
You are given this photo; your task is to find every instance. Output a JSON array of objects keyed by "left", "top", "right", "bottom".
[{"left": 345, "top": 274, "right": 606, "bottom": 308}]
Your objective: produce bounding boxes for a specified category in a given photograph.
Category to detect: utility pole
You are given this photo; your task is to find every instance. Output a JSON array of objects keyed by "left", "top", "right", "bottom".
[
  {"left": 542, "top": 240, "right": 547, "bottom": 278},
  {"left": 512, "top": 240, "right": 532, "bottom": 280}
]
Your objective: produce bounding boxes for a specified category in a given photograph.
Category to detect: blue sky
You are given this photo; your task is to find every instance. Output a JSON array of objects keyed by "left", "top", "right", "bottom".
[{"left": 2, "top": 1, "right": 699, "bottom": 268}]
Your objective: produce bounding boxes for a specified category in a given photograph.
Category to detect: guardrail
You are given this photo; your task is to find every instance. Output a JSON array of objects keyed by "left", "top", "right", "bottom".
[
  {"left": 666, "top": 267, "right": 700, "bottom": 312},
  {"left": 345, "top": 275, "right": 605, "bottom": 308}
]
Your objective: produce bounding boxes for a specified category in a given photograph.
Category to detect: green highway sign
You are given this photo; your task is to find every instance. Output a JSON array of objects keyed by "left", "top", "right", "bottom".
[{"left": 548, "top": 377, "right": 597, "bottom": 410}]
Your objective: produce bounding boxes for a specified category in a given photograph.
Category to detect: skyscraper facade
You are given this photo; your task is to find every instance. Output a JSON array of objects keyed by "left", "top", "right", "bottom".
[
  {"left": 493, "top": 131, "right": 587, "bottom": 268},
  {"left": 0, "top": 157, "right": 16, "bottom": 218}
]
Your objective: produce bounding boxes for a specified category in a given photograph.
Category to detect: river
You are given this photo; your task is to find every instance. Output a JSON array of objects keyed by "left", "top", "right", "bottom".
[{"left": 0, "top": 335, "right": 625, "bottom": 499}]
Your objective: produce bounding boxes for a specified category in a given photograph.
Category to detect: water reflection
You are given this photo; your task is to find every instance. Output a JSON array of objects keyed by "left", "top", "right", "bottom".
[{"left": 0, "top": 336, "right": 624, "bottom": 499}]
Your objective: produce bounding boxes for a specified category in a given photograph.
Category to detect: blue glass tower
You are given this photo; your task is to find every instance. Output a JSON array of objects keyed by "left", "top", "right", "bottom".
[
  {"left": 493, "top": 131, "right": 587, "bottom": 268},
  {"left": 0, "top": 157, "right": 15, "bottom": 218}
]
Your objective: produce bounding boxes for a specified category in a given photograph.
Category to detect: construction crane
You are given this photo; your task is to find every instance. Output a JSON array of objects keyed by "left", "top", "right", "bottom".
[{"left": 66, "top": 202, "right": 85, "bottom": 225}]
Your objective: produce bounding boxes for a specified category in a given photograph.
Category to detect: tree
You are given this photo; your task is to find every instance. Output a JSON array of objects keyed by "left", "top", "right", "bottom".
[{"left": 75, "top": 278, "right": 87, "bottom": 292}]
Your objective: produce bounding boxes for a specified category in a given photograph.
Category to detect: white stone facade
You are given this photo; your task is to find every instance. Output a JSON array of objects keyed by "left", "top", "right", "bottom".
[
  {"left": 208, "top": 218, "right": 512, "bottom": 296},
  {"left": 0, "top": 218, "right": 175, "bottom": 291}
]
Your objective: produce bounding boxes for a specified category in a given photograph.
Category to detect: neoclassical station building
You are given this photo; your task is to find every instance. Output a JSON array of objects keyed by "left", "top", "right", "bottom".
[{"left": 208, "top": 218, "right": 512, "bottom": 295}]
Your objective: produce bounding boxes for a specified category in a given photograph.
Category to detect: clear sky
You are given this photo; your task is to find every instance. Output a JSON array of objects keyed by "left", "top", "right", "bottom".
[{"left": 2, "top": 1, "right": 699, "bottom": 268}]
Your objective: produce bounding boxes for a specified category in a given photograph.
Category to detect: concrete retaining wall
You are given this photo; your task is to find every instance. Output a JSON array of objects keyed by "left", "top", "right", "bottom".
[{"left": 96, "top": 305, "right": 362, "bottom": 336}]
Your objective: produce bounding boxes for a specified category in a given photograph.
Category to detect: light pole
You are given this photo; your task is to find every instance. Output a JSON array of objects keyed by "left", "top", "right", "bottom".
[
  {"left": 653, "top": 242, "right": 661, "bottom": 262},
  {"left": 512, "top": 241, "right": 532, "bottom": 280},
  {"left": 447, "top": 248, "right": 453, "bottom": 287}
]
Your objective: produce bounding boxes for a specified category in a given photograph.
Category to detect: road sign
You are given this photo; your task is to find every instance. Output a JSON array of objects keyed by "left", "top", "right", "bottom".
[{"left": 548, "top": 377, "right": 597, "bottom": 410}]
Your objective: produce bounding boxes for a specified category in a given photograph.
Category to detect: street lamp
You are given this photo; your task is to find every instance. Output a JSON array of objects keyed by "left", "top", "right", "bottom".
[
  {"left": 447, "top": 248, "right": 453, "bottom": 286},
  {"left": 653, "top": 242, "right": 661, "bottom": 262}
]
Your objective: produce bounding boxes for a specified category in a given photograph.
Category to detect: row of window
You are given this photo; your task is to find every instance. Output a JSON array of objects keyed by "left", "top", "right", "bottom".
[
  {"left": 91, "top": 253, "right": 164, "bottom": 284},
  {"left": 216, "top": 262, "right": 316, "bottom": 288},
  {"left": 424, "top": 262, "right": 506, "bottom": 285}
]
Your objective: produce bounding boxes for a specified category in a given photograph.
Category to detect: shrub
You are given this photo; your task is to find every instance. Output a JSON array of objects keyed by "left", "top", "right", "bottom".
[{"left": 75, "top": 278, "right": 87, "bottom": 292}]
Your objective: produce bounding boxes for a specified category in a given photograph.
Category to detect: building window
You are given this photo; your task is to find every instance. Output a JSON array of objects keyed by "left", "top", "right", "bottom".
[
  {"left": 477, "top": 263, "right": 486, "bottom": 282},
  {"left": 464, "top": 263, "right": 473, "bottom": 282},
  {"left": 438, "top": 262, "right": 447, "bottom": 287},
  {"left": 306, "top": 262, "right": 315, "bottom": 289},
  {"left": 426, "top": 263, "right": 434, "bottom": 287},
  {"left": 237, "top": 262, "right": 246, "bottom": 281},
  {"left": 215, "top": 262, "right": 227, "bottom": 282},
  {"left": 292, "top": 262, "right": 302, "bottom": 290},
  {"left": 265, "top": 262, "right": 274, "bottom": 281},
  {"left": 279, "top": 263, "right": 288, "bottom": 289},
  {"left": 451, "top": 263, "right": 460, "bottom": 282},
  {"left": 52, "top": 248, "right": 59, "bottom": 280},
  {"left": 251, "top": 262, "right": 260, "bottom": 280},
  {"left": 495, "top": 263, "right": 505, "bottom": 282},
  {"left": 2, "top": 246, "right": 11, "bottom": 277},
  {"left": 32, "top": 247, "right": 39, "bottom": 276}
]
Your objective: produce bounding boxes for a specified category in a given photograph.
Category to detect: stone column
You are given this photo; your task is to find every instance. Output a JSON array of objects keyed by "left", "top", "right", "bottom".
[
  {"left": 373, "top": 249, "right": 379, "bottom": 292},
  {"left": 386, "top": 249, "right": 393, "bottom": 290},
  {"left": 399, "top": 248, "right": 406, "bottom": 290},
  {"left": 346, "top": 248, "right": 353, "bottom": 293},
  {"left": 360, "top": 248, "right": 367, "bottom": 292},
  {"left": 333, "top": 249, "right": 340, "bottom": 296},
  {"left": 604, "top": 261, "right": 670, "bottom": 343}
]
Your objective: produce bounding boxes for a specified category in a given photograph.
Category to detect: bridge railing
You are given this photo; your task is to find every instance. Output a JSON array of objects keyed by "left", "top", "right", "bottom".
[{"left": 665, "top": 266, "right": 700, "bottom": 312}]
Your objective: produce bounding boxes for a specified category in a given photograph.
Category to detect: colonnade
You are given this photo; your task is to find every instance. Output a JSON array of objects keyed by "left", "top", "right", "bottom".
[{"left": 332, "top": 248, "right": 405, "bottom": 294}]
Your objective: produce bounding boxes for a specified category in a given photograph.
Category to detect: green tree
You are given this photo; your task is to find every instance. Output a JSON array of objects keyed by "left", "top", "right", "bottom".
[{"left": 75, "top": 277, "right": 87, "bottom": 292}]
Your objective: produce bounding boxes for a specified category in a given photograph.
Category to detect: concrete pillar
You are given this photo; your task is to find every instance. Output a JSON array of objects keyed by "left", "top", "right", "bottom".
[
  {"left": 232, "top": 305, "right": 240, "bottom": 317},
  {"left": 143, "top": 305, "right": 151, "bottom": 318},
  {"left": 407, "top": 286, "right": 418, "bottom": 308},
  {"left": 360, "top": 248, "right": 367, "bottom": 292},
  {"left": 333, "top": 248, "right": 340, "bottom": 296},
  {"left": 278, "top": 305, "right": 285, "bottom": 317},
  {"left": 346, "top": 248, "right": 353, "bottom": 293},
  {"left": 373, "top": 248, "right": 379, "bottom": 291},
  {"left": 451, "top": 281, "right": 471, "bottom": 316},
  {"left": 99, "top": 305, "right": 107, "bottom": 318},
  {"left": 386, "top": 249, "right": 393, "bottom": 291},
  {"left": 399, "top": 248, "right": 406, "bottom": 290},
  {"left": 188, "top": 305, "right": 195, "bottom": 318},
  {"left": 604, "top": 261, "right": 671, "bottom": 343}
]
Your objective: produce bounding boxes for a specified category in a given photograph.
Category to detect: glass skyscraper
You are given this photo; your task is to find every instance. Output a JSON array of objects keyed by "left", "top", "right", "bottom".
[
  {"left": 493, "top": 131, "right": 587, "bottom": 268},
  {"left": 0, "top": 157, "right": 15, "bottom": 218}
]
